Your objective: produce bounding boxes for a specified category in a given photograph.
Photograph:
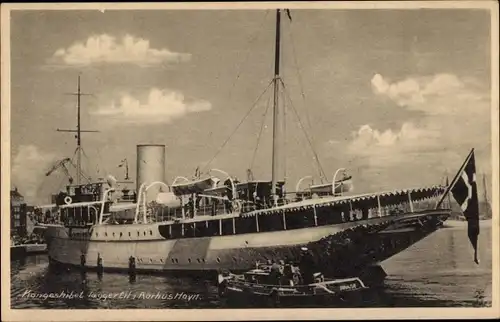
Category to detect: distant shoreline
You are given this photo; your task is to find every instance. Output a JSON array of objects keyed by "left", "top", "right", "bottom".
[{"left": 444, "top": 218, "right": 492, "bottom": 228}]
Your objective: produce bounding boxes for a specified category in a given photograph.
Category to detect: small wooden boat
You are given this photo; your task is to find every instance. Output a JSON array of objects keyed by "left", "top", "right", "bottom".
[
  {"left": 11, "top": 225, "right": 48, "bottom": 259},
  {"left": 218, "top": 263, "right": 368, "bottom": 307},
  {"left": 171, "top": 176, "right": 219, "bottom": 196},
  {"left": 295, "top": 175, "right": 353, "bottom": 199},
  {"left": 10, "top": 243, "right": 47, "bottom": 259}
]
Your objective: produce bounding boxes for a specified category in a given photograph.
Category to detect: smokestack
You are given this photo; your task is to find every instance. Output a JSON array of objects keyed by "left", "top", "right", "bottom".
[{"left": 136, "top": 144, "right": 166, "bottom": 202}]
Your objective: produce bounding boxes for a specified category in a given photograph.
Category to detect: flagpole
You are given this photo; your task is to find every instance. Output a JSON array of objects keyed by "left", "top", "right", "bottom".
[
  {"left": 446, "top": 175, "right": 452, "bottom": 209},
  {"left": 435, "top": 148, "right": 474, "bottom": 209}
]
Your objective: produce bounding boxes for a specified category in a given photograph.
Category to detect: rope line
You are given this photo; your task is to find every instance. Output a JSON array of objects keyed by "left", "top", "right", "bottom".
[
  {"left": 286, "top": 18, "right": 312, "bottom": 132},
  {"left": 201, "top": 79, "right": 275, "bottom": 173},
  {"left": 282, "top": 84, "right": 287, "bottom": 181},
  {"left": 79, "top": 147, "right": 93, "bottom": 183},
  {"left": 250, "top": 89, "right": 273, "bottom": 171},
  {"left": 225, "top": 10, "right": 271, "bottom": 104},
  {"left": 94, "top": 146, "right": 107, "bottom": 178},
  {"left": 280, "top": 78, "right": 327, "bottom": 182}
]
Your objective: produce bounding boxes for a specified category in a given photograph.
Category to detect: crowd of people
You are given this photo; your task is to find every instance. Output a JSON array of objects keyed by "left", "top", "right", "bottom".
[
  {"left": 10, "top": 233, "right": 45, "bottom": 247},
  {"left": 257, "top": 247, "right": 320, "bottom": 287}
]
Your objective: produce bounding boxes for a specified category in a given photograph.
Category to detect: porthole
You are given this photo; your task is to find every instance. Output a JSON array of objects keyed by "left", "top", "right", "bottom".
[
  {"left": 188, "top": 258, "right": 191, "bottom": 263},
  {"left": 171, "top": 258, "right": 175, "bottom": 263},
  {"left": 232, "top": 257, "right": 237, "bottom": 262},
  {"left": 96, "top": 233, "right": 99, "bottom": 237},
  {"left": 112, "top": 232, "right": 115, "bottom": 237},
  {"left": 197, "top": 258, "right": 201, "bottom": 263},
  {"left": 150, "top": 230, "right": 153, "bottom": 236},
  {"left": 137, "top": 231, "right": 140, "bottom": 236},
  {"left": 128, "top": 232, "right": 131, "bottom": 237},
  {"left": 143, "top": 231, "right": 146, "bottom": 236},
  {"left": 149, "top": 258, "right": 153, "bottom": 263},
  {"left": 202, "top": 259, "right": 206, "bottom": 263},
  {"left": 120, "top": 232, "right": 123, "bottom": 237},
  {"left": 216, "top": 258, "right": 221, "bottom": 263},
  {"left": 105, "top": 232, "right": 108, "bottom": 237},
  {"left": 160, "top": 259, "right": 164, "bottom": 263}
]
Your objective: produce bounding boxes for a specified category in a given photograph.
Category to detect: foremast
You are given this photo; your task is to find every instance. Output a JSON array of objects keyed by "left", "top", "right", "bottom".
[{"left": 56, "top": 75, "right": 98, "bottom": 185}]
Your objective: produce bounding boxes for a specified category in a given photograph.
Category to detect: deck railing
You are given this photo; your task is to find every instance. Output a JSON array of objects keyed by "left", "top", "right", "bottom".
[{"left": 136, "top": 186, "right": 446, "bottom": 223}]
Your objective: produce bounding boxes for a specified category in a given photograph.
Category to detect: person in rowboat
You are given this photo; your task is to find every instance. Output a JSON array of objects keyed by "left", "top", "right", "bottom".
[
  {"left": 269, "top": 260, "right": 282, "bottom": 285},
  {"left": 299, "top": 247, "right": 316, "bottom": 287}
]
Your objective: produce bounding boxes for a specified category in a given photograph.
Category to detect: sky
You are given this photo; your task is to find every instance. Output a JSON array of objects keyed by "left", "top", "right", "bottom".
[{"left": 8, "top": 7, "right": 494, "bottom": 204}]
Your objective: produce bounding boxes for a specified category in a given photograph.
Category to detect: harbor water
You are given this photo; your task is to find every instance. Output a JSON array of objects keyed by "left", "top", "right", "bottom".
[{"left": 10, "top": 222, "right": 492, "bottom": 308}]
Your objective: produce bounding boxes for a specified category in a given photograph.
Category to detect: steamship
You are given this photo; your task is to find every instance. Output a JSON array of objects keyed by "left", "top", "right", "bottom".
[{"left": 40, "top": 9, "right": 457, "bottom": 279}]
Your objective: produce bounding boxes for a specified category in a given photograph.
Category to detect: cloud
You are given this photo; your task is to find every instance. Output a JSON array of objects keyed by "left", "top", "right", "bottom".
[
  {"left": 370, "top": 73, "right": 487, "bottom": 115},
  {"left": 93, "top": 88, "right": 212, "bottom": 125},
  {"left": 371, "top": 73, "right": 424, "bottom": 106},
  {"left": 11, "top": 145, "right": 57, "bottom": 203},
  {"left": 346, "top": 73, "right": 491, "bottom": 191},
  {"left": 348, "top": 122, "right": 438, "bottom": 154},
  {"left": 366, "top": 73, "right": 489, "bottom": 143},
  {"left": 51, "top": 34, "right": 191, "bottom": 66}
]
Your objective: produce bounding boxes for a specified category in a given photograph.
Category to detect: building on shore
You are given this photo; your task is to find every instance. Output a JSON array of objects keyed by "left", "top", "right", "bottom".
[{"left": 10, "top": 187, "right": 27, "bottom": 238}]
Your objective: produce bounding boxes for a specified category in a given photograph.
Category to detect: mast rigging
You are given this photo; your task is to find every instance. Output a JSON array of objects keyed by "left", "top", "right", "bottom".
[{"left": 56, "top": 75, "right": 99, "bottom": 185}]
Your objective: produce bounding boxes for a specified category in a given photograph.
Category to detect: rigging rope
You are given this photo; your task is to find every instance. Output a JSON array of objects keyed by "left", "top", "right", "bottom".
[
  {"left": 94, "top": 146, "right": 107, "bottom": 179},
  {"left": 280, "top": 78, "right": 328, "bottom": 182},
  {"left": 79, "top": 148, "right": 93, "bottom": 183},
  {"left": 201, "top": 79, "right": 275, "bottom": 174},
  {"left": 282, "top": 82, "right": 287, "bottom": 182},
  {"left": 249, "top": 88, "right": 273, "bottom": 171},
  {"left": 225, "top": 10, "right": 271, "bottom": 104},
  {"left": 286, "top": 17, "right": 312, "bottom": 132},
  {"left": 281, "top": 29, "right": 288, "bottom": 183}
]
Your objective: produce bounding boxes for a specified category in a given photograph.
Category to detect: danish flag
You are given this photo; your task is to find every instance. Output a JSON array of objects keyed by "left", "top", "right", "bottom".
[{"left": 450, "top": 149, "right": 480, "bottom": 264}]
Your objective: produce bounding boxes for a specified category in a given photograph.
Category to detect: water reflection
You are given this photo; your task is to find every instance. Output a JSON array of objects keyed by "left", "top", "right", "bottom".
[{"left": 11, "top": 223, "right": 492, "bottom": 308}]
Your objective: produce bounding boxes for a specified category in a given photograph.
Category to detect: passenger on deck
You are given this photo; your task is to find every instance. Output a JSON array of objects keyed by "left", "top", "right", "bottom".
[
  {"left": 224, "top": 179, "right": 234, "bottom": 200},
  {"left": 189, "top": 197, "right": 195, "bottom": 217},
  {"left": 225, "top": 200, "right": 233, "bottom": 214},
  {"left": 195, "top": 196, "right": 202, "bottom": 209},
  {"left": 185, "top": 197, "right": 195, "bottom": 218},
  {"left": 211, "top": 199, "right": 218, "bottom": 216}
]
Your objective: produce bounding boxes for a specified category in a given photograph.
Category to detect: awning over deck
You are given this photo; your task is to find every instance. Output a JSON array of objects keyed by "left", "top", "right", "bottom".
[{"left": 242, "top": 185, "right": 446, "bottom": 217}]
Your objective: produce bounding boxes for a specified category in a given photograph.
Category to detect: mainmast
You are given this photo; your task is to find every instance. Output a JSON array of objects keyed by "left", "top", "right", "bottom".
[
  {"left": 271, "top": 9, "right": 282, "bottom": 205},
  {"left": 57, "top": 75, "right": 98, "bottom": 185}
]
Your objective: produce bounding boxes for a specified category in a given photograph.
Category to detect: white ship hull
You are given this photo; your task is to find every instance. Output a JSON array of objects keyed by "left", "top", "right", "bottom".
[{"left": 45, "top": 210, "right": 449, "bottom": 275}]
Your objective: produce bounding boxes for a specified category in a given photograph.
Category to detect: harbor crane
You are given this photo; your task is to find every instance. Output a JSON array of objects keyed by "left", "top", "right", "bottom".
[
  {"left": 45, "top": 158, "right": 74, "bottom": 184},
  {"left": 45, "top": 157, "right": 91, "bottom": 184}
]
